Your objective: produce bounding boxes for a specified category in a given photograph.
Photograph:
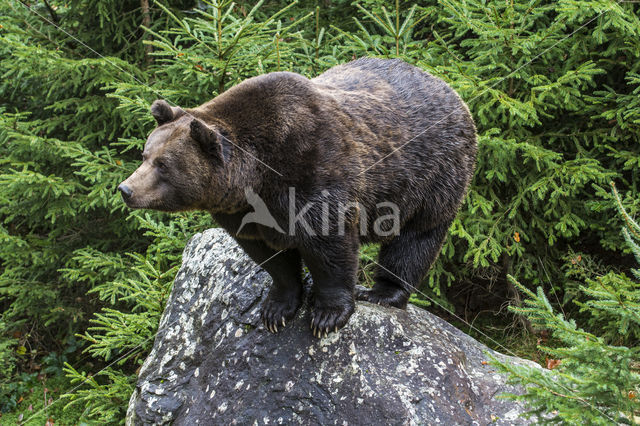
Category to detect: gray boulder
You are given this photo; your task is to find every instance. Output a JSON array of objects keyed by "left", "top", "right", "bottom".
[{"left": 126, "top": 228, "right": 536, "bottom": 425}]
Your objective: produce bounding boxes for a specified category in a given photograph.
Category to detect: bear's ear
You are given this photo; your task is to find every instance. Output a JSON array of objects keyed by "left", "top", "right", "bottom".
[
  {"left": 151, "top": 100, "right": 184, "bottom": 125},
  {"left": 190, "top": 119, "right": 224, "bottom": 164}
]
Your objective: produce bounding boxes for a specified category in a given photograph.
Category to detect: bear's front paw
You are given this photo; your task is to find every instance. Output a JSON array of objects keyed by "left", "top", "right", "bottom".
[
  {"left": 261, "top": 294, "right": 301, "bottom": 333},
  {"left": 310, "top": 300, "right": 355, "bottom": 338}
]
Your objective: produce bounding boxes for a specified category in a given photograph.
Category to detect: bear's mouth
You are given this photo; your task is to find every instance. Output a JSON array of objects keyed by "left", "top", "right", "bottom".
[
  {"left": 119, "top": 193, "right": 152, "bottom": 210},
  {"left": 122, "top": 197, "right": 143, "bottom": 209},
  {"left": 124, "top": 197, "right": 184, "bottom": 212}
]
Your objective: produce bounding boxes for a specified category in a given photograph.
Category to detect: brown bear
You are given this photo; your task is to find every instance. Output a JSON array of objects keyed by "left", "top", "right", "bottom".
[{"left": 118, "top": 57, "right": 477, "bottom": 338}]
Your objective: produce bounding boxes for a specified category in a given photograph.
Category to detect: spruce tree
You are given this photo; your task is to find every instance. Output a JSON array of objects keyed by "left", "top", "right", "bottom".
[
  {"left": 492, "top": 184, "right": 640, "bottom": 424},
  {"left": 0, "top": 0, "right": 198, "bottom": 416},
  {"left": 1, "top": 0, "right": 639, "bottom": 423}
]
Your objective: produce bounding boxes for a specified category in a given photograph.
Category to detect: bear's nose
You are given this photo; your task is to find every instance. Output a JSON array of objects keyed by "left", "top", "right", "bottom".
[{"left": 118, "top": 184, "right": 133, "bottom": 200}]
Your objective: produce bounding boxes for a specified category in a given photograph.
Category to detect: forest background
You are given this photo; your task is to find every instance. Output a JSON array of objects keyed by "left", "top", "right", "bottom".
[{"left": 1, "top": 0, "right": 639, "bottom": 423}]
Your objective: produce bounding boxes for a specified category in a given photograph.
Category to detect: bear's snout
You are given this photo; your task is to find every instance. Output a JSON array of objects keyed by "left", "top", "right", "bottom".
[{"left": 118, "top": 183, "right": 133, "bottom": 201}]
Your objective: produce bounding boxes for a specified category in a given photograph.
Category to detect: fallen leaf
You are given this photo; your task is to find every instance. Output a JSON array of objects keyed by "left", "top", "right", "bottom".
[{"left": 546, "top": 357, "right": 561, "bottom": 370}]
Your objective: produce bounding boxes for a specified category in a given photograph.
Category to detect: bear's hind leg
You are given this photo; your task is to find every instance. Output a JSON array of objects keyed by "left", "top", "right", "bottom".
[
  {"left": 356, "top": 222, "right": 451, "bottom": 308},
  {"left": 234, "top": 239, "right": 302, "bottom": 333}
]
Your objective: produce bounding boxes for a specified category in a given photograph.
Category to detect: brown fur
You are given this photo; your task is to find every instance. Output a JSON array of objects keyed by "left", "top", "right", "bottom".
[{"left": 119, "top": 58, "right": 477, "bottom": 337}]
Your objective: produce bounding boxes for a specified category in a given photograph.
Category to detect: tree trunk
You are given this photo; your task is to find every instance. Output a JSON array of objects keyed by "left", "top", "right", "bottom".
[{"left": 141, "top": 0, "right": 152, "bottom": 65}]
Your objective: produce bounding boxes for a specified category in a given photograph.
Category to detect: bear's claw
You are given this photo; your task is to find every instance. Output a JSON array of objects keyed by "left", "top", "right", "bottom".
[
  {"left": 310, "top": 301, "right": 354, "bottom": 338},
  {"left": 261, "top": 294, "right": 300, "bottom": 334}
]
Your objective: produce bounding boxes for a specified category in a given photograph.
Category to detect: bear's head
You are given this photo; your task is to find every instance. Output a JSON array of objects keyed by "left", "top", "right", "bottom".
[{"left": 118, "top": 100, "right": 235, "bottom": 212}]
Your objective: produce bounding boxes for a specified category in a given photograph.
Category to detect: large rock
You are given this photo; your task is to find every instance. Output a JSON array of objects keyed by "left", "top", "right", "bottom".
[{"left": 126, "top": 229, "right": 536, "bottom": 425}]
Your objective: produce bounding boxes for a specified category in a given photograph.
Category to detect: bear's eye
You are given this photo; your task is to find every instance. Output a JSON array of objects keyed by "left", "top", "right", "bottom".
[{"left": 154, "top": 159, "right": 167, "bottom": 172}]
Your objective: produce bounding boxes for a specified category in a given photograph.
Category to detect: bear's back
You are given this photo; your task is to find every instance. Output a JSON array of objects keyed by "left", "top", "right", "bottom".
[
  {"left": 312, "top": 58, "right": 477, "bottom": 232},
  {"left": 312, "top": 58, "right": 463, "bottom": 122},
  {"left": 311, "top": 57, "right": 476, "bottom": 159},
  {"left": 313, "top": 57, "right": 437, "bottom": 94}
]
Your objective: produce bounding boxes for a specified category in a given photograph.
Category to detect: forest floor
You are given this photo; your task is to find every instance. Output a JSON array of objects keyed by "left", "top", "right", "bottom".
[{"left": 2, "top": 375, "right": 84, "bottom": 425}]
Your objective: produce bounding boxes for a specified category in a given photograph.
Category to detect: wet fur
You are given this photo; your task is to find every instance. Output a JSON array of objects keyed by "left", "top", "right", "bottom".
[{"left": 121, "top": 58, "right": 477, "bottom": 336}]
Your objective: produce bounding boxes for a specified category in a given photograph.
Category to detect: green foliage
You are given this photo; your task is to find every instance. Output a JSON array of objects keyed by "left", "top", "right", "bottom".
[
  {"left": 333, "top": 1, "right": 429, "bottom": 58},
  {"left": 492, "top": 185, "right": 640, "bottom": 424},
  {"left": 112, "top": 0, "right": 315, "bottom": 116},
  {"left": 62, "top": 365, "right": 136, "bottom": 423},
  {"left": 1, "top": 0, "right": 639, "bottom": 423},
  {"left": 421, "top": 0, "right": 640, "bottom": 292},
  {"left": 0, "top": 0, "right": 196, "bottom": 421}
]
